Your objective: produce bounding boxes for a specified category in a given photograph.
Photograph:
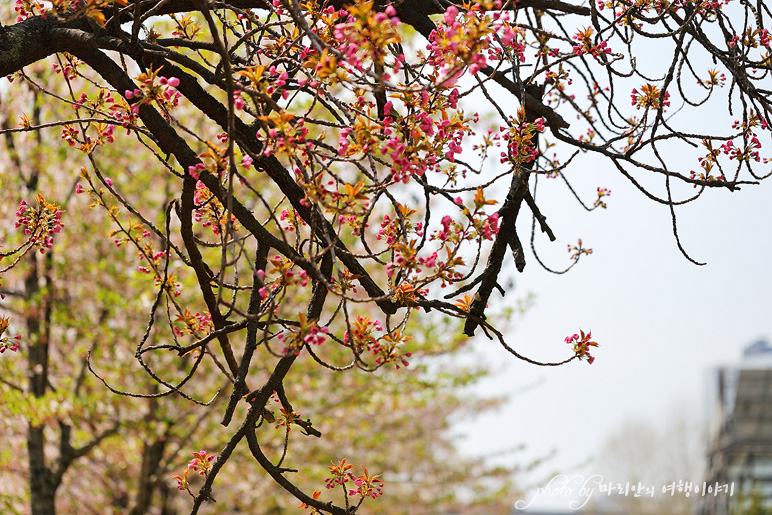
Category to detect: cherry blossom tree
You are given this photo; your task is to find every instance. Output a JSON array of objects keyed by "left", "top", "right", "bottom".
[{"left": 0, "top": 0, "right": 770, "bottom": 513}]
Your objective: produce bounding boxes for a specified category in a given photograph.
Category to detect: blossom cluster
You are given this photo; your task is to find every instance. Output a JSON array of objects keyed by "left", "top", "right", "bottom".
[
  {"left": 702, "top": 68, "right": 726, "bottom": 88},
  {"left": 259, "top": 114, "right": 309, "bottom": 158},
  {"left": 137, "top": 249, "right": 171, "bottom": 275},
  {"left": 565, "top": 330, "right": 599, "bottom": 364},
  {"left": 188, "top": 450, "right": 215, "bottom": 476},
  {"left": 500, "top": 111, "right": 546, "bottom": 165},
  {"left": 275, "top": 406, "right": 300, "bottom": 430},
  {"left": 124, "top": 68, "right": 182, "bottom": 116},
  {"left": 631, "top": 83, "right": 671, "bottom": 110},
  {"left": 329, "top": 2, "right": 401, "bottom": 77},
  {"left": 13, "top": 0, "right": 44, "bottom": 22},
  {"left": 426, "top": 5, "right": 492, "bottom": 85},
  {"left": 572, "top": 27, "right": 612, "bottom": 59},
  {"left": 0, "top": 317, "right": 22, "bottom": 355},
  {"left": 14, "top": 196, "right": 65, "bottom": 254},
  {"left": 192, "top": 180, "right": 239, "bottom": 236},
  {"left": 567, "top": 239, "right": 593, "bottom": 261},
  {"left": 172, "top": 450, "right": 216, "bottom": 491},
  {"left": 277, "top": 313, "right": 329, "bottom": 356},
  {"left": 594, "top": 188, "right": 611, "bottom": 209},
  {"left": 377, "top": 210, "right": 423, "bottom": 246},
  {"left": 321, "top": 458, "right": 384, "bottom": 510},
  {"left": 324, "top": 457, "right": 354, "bottom": 490},
  {"left": 347, "top": 467, "right": 384, "bottom": 499},
  {"left": 174, "top": 310, "right": 214, "bottom": 339},
  {"left": 690, "top": 111, "right": 769, "bottom": 183},
  {"left": 343, "top": 316, "right": 412, "bottom": 368},
  {"left": 330, "top": 88, "right": 470, "bottom": 189}
]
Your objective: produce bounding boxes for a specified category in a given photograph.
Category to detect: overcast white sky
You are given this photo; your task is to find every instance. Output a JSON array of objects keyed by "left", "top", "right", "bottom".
[
  {"left": 438, "top": 6, "right": 772, "bottom": 508},
  {"left": 453, "top": 115, "right": 772, "bottom": 509}
]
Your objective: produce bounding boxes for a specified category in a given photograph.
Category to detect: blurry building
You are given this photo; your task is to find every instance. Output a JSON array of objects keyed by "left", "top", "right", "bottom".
[{"left": 703, "top": 340, "right": 772, "bottom": 514}]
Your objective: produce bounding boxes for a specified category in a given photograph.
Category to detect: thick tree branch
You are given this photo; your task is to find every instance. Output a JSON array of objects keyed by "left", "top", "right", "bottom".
[{"left": 463, "top": 84, "right": 544, "bottom": 336}]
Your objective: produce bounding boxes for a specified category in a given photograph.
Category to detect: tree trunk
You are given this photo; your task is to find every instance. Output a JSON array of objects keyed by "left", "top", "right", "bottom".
[
  {"left": 129, "top": 438, "right": 168, "bottom": 515},
  {"left": 24, "top": 108, "right": 59, "bottom": 514},
  {"left": 25, "top": 245, "right": 59, "bottom": 514},
  {"left": 28, "top": 426, "right": 56, "bottom": 515}
]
